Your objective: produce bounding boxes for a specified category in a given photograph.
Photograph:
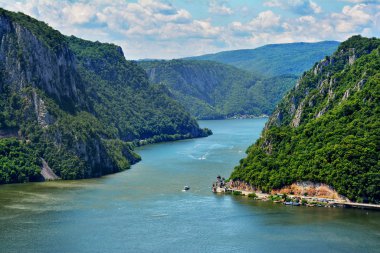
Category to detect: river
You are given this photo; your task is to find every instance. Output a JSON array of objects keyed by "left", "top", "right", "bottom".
[{"left": 0, "top": 119, "right": 379, "bottom": 253}]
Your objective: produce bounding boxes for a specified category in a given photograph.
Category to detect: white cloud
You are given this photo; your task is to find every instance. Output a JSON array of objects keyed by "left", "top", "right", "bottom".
[
  {"left": 339, "top": 0, "right": 380, "bottom": 3},
  {"left": 263, "top": 0, "right": 282, "bottom": 7},
  {"left": 264, "top": 0, "right": 322, "bottom": 14},
  {"left": 62, "top": 3, "right": 97, "bottom": 25},
  {"left": 332, "top": 4, "right": 374, "bottom": 33},
  {"left": 0, "top": 0, "right": 379, "bottom": 59},
  {"left": 224, "top": 2, "right": 378, "bottom": 51},
  {"left": 249, "top": 11, "right": 281, "bottom": 30},
  {"left": 208, "top": 0, "right": 233, "bottom": 15}
]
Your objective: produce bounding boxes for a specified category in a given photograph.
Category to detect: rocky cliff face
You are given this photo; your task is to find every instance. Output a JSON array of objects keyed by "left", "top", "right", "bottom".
[
  {"left": 143, "top": 60, "right": 235, "bottom": 103},
  {"left": 265, "top": 36, "right": 380, "bottom": 131},
  {"left": 139, "top": 59, "right": 280, "bottom": 119},
  {"left": 0, "top": 14, "right": 81, "bottom": 108},
  {"left": 230, "top": 36, "right": 380, "bottom": 203},
  {"left": 0, "top": 8, "right": 208, "bottom": 183}
]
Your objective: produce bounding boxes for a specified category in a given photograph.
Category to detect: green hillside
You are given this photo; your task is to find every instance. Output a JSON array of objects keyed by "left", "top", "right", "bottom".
[
  {"left": 140, "top": 42, "right": 339, "bottom": 120},
  {"left": 230, "top": 36, "right": 380, "bottom": 203},
  {"left": 0, "top": 8, "right": 210, "bottom": 184},
  {"left": 188, "top": 41, "right": 339, "bottom": 77},
  {"left": 139, "top": 59, "right": 296, "bottom": 119}
]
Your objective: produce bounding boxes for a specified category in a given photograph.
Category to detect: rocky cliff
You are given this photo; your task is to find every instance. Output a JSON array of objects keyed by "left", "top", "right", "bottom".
[
  {"left": 230, "top": 36, "right": 380, "bottom": 203},
  {"left": 139, "top": 59, "right": 294, "bottom": 119},
  {"left": 0, "top": 8, "right": 210, "bottom": 184},
  {"left": 0, "top": 13, "right": 81, "bottom": 109}
]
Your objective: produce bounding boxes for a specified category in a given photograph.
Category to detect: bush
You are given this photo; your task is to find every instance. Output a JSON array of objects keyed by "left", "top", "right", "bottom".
[{"left": 232, "top": 191, "right": 242, "bottom": 196}]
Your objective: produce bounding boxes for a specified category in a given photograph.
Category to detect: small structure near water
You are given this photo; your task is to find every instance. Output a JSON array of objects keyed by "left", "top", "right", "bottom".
[{"left": 212, "top": 175, "right": 227, "bottom": 193}]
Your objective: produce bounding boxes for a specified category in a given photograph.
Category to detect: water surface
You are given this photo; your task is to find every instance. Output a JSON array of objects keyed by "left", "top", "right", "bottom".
[{"left": 0, "top": 119, "right": 379, "bottom": 253}]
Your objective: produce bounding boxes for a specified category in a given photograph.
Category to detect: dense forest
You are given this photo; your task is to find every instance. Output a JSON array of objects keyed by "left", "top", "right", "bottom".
[
  {"left": 188, "top": 41, "right": 339, "bottom": 77},
  {"left": 139, "top": 60, "right": 293, "bottom": 119},
  {"left": 140, "top": 42, "right": 339, "bottom": 119},
  {"left": 230, "top": 36, "right": 380, "bottom": 203},
  {"left": 0, "top": 8, "right": 210, "bottom": 184}
]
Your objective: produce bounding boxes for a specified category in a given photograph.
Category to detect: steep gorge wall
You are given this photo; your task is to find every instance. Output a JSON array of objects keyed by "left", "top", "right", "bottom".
[{"left": 0, "top": 15, "right": 82, "bottom": 108}]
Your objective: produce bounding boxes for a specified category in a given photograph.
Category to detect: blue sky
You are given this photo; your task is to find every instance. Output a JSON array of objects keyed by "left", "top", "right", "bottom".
[{"left": 0, "top": 0, "right": 379, "bottom": 59}]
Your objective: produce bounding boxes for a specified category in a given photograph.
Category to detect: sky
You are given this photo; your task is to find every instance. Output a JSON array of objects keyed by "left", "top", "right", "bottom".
[{"left": 0, "top": 0, "right": 379, "bottom": 59}]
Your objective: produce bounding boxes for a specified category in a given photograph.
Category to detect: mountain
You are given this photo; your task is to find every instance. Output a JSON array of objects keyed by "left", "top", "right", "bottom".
[
  {"left": 139, "top": 60, "right": 294, "bottom": 119},
  {"left": 0, "top": 8, "right": 210, "bottom": 184},
  {"left": 230, "top": 36, "right": 380, "bottom": 203},
  {"left": 188, "top": 41, "right": 340, "bottom": 77},
  {"left": 139, "top": 42, "right": 339, "bottom": 119}
]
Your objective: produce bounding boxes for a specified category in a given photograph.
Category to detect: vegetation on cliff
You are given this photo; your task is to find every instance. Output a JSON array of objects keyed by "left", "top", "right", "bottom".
[
  {"left": 188, "top": 41, "right": 339, "bottom": 77},
  {"left": 139, "top": 42, "right": 339, "bottom": 119},
  {"left": 139, "top": 59, "right": 296, "bottom": 119},
  {"left": 0, "top": 8, "right": 210, "bottom": 183},
  {"left": 230, "top": 36, "right": 380, "bottom": 203}
]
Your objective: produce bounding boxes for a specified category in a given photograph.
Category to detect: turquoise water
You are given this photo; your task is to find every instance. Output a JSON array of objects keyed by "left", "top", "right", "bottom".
[{"left": 0, "top": 119, "right": 379, "bottom": 253}]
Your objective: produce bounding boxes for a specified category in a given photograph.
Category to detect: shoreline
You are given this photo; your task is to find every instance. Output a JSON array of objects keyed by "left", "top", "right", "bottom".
[
  {"left": 211, "top": 180, "right": 380, "bottom": 211},
  {"left": 212, "top": 185, "right": 380, "bottom": 211}
]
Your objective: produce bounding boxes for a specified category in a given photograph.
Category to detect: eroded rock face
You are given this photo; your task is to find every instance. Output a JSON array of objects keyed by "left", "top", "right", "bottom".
[
  {"left": 349, "top": 48, "right": 356, "bottom": 65},
  {"left": 342, "top": 89, "right": 350, "bottom": 101},
  {"left": 316, "top": 106, "right": 328, "bottom": 119},
  {"left": 291, "top": 101, "right": 304, "bottom": 127},
  {"left": 32, "top": 90, "right": 54, "bottom": 128},
  {"left": 271, "top": 181, "right": 349, "bottom": 201},
  {"left": 0, "top": 15, "right": 81, "bottom": 105},
  {"left": 313, "top": 58, "right": 330, "bottom": 75}
]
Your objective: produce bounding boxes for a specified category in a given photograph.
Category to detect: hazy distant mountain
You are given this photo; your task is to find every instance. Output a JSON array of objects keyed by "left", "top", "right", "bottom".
[
  {"left": 139, "top": 60, "right": 290, "bottom": 119},
  {"left": 187, "top": 41, "right": 340, "bottom": 77},
  {"left": 139, "top": 41, "right": 339, "bottom": 119}
]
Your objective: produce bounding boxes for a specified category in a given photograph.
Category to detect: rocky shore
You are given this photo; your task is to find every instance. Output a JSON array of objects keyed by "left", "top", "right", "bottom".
[{"left": 213, "top": 179, "right": 380, "bottom": 210}]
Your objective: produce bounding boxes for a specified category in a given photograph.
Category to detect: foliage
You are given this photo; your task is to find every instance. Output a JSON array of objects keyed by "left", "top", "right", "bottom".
[
  {"left": 188, "top": 41, "right": 340, "bottom": 77},
  {"left": 0, "top": 9, "right": 210, "bottom": 184},
  {"left": 68, "top": 38, "right": 210, "bottom": 140},
  {"left": 0, "top": 138, "right": 42, "bottom": 183},
  {"left": 0, "top": 8, "right": 66, "bottom": 53},
  {"left": 231, "top": 36, "right": 380, "bottom": 203},
  {"left": 139, "top": 60, "right": 296, "bottom": 119},
  {"left": 232, "top": 191, "right": 242, "bottom": 196}
]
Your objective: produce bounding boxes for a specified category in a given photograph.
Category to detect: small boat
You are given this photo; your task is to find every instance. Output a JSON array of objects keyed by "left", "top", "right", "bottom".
[{"left": 183, "top": 186, "right": 190, "bottom": 191}]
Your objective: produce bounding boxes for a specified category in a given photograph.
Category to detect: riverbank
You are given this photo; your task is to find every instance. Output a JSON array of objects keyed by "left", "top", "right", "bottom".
[
  {"left": 2, "top": 119, "right": 380, "bottom": 253},
  {"left": 213, "top": 180, "right": 380, "bottom": 211}
]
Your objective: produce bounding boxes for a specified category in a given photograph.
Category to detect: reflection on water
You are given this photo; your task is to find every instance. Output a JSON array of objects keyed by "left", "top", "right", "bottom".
[{"left": 0, "top": 119, "right": 379, "bottom": 253}]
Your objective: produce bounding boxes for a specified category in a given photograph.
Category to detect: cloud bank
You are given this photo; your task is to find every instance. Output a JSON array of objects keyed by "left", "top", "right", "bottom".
[{"left": 0, "top": 0, "right": 378, "bottom": 59}]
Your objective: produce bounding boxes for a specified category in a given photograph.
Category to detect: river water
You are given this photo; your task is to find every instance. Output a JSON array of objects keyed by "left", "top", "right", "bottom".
[{"left": 0, "top": 119, "right": 379, "bottom": 253}]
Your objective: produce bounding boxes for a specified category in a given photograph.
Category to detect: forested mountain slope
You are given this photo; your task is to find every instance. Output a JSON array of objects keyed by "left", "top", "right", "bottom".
[
  {"left": 230, "top": 36, "right": 380, "bottom": 203},
  {"left": 140, "top": 42, "right": 339, "bottom": 119},
  {"left": 188, "top": 41, "right": 340, "bottom": 77},
  {"left": 0, "top": 8, "right": 210, "bottom": 184},
  {"left": 139, "top": 60, "right": 292, "bottom": 119}
]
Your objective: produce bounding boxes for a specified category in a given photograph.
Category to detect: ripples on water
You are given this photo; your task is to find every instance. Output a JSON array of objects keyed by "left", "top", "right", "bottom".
[{"left": 0, "top": 119, "right": 379, "bottom": 253}]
